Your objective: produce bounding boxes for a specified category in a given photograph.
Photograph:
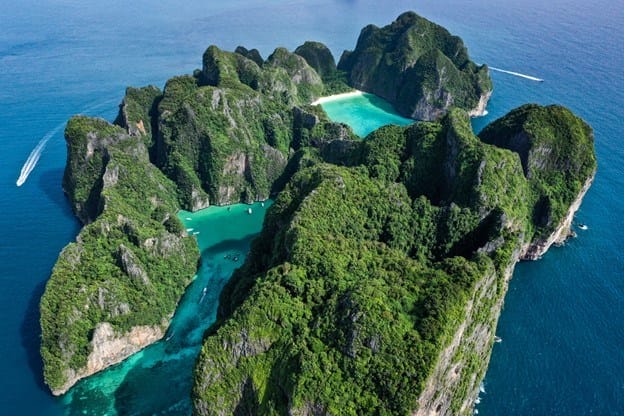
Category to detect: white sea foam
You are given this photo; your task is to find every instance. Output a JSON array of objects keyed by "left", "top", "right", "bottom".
[
  {"left": 489, "top": 66, "right": 544, "bottom": 82},
  {"left": 15, "top": 123, "right": 64, "bottom": 187}
]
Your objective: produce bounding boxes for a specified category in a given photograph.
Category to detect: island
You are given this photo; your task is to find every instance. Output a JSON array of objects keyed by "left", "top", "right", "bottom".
[{"left": 39, "top": 11, "right": 596, "bottom": 415}]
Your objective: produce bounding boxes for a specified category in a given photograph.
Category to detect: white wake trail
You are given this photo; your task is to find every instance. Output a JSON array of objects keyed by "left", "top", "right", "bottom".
[
  {"left": 15, "top": 97, "right": 118, "bottom": 187},
  {"left": 16, "top": 123, "right": 65, "bottom": 187},
  {"left": 488, "top": 66, "right": 544, "bottom": 82}
]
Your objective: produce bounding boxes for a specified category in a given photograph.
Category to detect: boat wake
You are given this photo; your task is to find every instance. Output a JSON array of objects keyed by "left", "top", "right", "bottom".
[
  {"left": 15, "top": 122, "right": 64, "bottom": 187},
  {"left": 489, "top": 66, "right": 544, "bottom": 82},
  {"left": 16, "top": 98, "right": 117, "bottom": 187}
]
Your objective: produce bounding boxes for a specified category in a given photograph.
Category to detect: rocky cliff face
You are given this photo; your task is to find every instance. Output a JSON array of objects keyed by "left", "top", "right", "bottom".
[
  {"left": 152, "top": 45, "right": 328, "bottom": 209},
  {"left": 415, "top": 169, "right": 594, "bottom": 415},
  {"left": 479, "top": 104, "right": 597, "bottom": 240},
  {"left": 52, "top": 323, "right": 164, "bottom": 396},
  {"left": 338, "top": 11, "right": 492, "bottom": 121},
  {"left": 41, "top": 116, "right": 199, "bottom": 395},
  {"left": 409, "top": 106, "right": 596, "bottom": 415},
  {"left": 414, "top": 263, "right": 502, "bottom": 416},
  {"left": 521, "top": 173, "right": 594, "bottom": 260},
  {"left": 294, "top": 41, "right": 337, "bottom": 79}
]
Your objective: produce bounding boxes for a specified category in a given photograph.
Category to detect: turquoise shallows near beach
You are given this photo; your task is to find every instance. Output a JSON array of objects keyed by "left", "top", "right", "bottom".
[
  {"left": 60, "top": 201, "right": 270, "bottom": 415},
  {"left": 316, "top": 91, "right": 413, "bottom": 137},
  {"left": 1, "top": 0, "right": 623, "bottom": 414}
]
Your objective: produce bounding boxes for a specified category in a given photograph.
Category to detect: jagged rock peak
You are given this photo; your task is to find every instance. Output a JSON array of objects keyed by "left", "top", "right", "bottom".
[{"left": 338, "top": 11, "right": 492, "bottom": 121}]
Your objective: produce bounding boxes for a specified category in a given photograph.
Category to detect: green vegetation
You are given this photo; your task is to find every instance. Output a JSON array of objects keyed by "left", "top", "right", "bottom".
[
  {"left": 294, "top": 41, "right": 352, "bottom": 95},
  {"left": 479, "top": 104, "right": 596, "bottom": 238},
  {"left": 41, "top": 116, "right": 199, "bottom": 393},
  {"left": 154, "top": 44, "right": 332, "bottom": 209},
  {"left": 196, "top": 164, "right": 490, "bottom": 415},
  {"left": 41, "top": 39, "right": 350, "bottom": 395},
  {"left": 113, "top": 85, "right": 162, "bottom": 143},
  {"left": 338, "top": 11, "right": 492, "bottom": 120},
  {"left": 192, "top": 105, "right": 595, "bottom": 415}
]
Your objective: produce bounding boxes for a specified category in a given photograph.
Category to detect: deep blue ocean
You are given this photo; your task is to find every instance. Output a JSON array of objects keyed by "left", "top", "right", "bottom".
[{"left": 1, "top": 1, "right": 622, "bottom": 414}]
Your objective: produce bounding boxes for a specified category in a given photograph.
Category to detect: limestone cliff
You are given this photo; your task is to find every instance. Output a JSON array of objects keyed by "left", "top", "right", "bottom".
[
  {"left": 153, "top": 45, "right": 327, "bottom": 209},
  {"left": 338, "top": 11, "right": 492, "bottom": 121},
  {"left": 294, "top": 41, "right": 338, "bottom": 79},
  {"left": 479, "top": 104, "right": 597, "bottom": 241},
  {"left": 52, "top": 323, "right": 163, "bottom": 396},
  {"left": 41, "top": 116, "right": 199, "bottom": 395}
]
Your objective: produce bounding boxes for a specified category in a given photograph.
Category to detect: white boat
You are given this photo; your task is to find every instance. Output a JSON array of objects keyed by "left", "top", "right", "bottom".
[
  {"left": 247, "top": 208, "right": 252, "bottom": 214},
  {"left": 578, "top": 223, "right": 588, "bottom": 230},
  {"left": 494, "top": 336, "right": 502, "bottom": 343}
]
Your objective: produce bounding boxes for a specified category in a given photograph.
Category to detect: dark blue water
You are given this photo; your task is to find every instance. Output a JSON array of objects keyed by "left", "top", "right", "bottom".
[{"left": 1, "top": 1, "right": 622, "bottom": 414}]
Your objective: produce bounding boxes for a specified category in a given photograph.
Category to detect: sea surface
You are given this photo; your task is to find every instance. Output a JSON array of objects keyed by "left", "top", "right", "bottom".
[{"left": 1, "top": 1, "right": 622, "bottom": 415}]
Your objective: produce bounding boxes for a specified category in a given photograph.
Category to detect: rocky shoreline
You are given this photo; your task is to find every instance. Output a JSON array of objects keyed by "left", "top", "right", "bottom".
[
  {"left": 521, "top": 173, "right": 595, "bottom": 260},
  {"left": 415, "top": 171, "right": 595, "bottom": 415},
  {"left": 51, "top": 323, "right": 165, "bottom": 396}
]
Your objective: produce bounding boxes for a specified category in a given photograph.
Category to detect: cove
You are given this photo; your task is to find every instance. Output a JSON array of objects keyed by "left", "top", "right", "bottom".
[
  {"left": 319, "top": 92, "right": 413, "bottom": 137},
  {"left": 59, "top": 201, "right": 271, "bottom": 415}
]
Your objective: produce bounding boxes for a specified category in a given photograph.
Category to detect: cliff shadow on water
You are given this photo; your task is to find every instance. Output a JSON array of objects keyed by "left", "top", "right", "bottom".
[
  {"left": 20, "top": 280, "right": 49, "bottom": 393},
  {"left": 37, "top": 168, "right": 83, "bottom": 219}
]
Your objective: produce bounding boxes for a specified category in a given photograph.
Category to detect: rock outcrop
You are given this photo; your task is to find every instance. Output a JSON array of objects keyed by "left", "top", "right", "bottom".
[
  {"left": 294, "top": 41, "right": 337, "bottom": 79},
  {"left": 479, "top": 104, "right": 597, "bottom": 241},
  {"left": 41, "top": 116, "right": 199, "bottom": 395},
  {"left": 234, "top": 46, "right": 264, "bottom": 67},
  {"left": 51, "top": 323, "right": 163, "bottom": 396},
  {"left": 520, "top": 174, "right": 594, "bottom": 260},
  {"left": 153, "top": 45, "right": 327, "bottom": 209},
  {"left": 338, "top": 11, "right": 492, "bottom": 121}
]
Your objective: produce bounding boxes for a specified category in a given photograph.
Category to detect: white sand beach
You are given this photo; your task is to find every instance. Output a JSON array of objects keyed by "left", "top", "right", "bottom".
[{"left": 311, "top": 90, "right": 364, "bottom": 105}]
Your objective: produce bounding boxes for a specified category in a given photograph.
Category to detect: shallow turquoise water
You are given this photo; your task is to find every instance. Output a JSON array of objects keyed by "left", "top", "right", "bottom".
[
  {"left": 59, "top": 201, "right": 271, "bottom": 415},
  {"left": 320, "top": 93, "right": 413, "bottom": 137}
]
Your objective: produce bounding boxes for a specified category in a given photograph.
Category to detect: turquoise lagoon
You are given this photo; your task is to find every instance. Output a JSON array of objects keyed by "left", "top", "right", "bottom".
[{"left": 319, "top": 92, "right": 413, "bottom": 137}]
